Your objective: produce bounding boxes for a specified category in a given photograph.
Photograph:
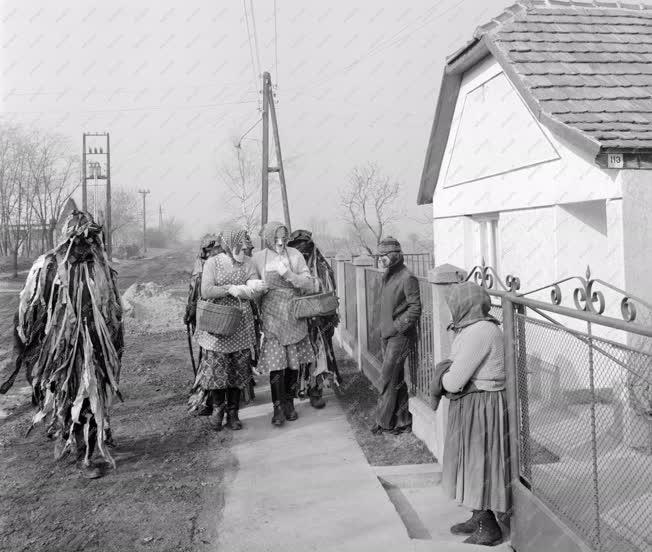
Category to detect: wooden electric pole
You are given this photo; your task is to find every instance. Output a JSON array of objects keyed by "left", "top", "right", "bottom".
[
  {"left": 138, "top": 189, "right": 150, "bottom": 254},
  {"left": 260, "top": 71, "right": 291, "bottom": 246}
]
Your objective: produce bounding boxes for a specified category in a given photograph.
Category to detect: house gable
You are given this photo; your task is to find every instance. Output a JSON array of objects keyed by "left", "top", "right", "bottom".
[{"left": 442, "top": 70, "right": 560, "bottom": 188}]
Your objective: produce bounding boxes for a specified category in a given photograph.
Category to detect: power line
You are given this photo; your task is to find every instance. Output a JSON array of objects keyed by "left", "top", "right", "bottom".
[
  {"left": 249, "top": 0, "right": 263, "bottom": 80},
  {"left": 0, "top": 98, "right": 258, "bottom": 115},
  {"left": 274, "top": 0, "right": 279, "bottom": 86},
  {"left": 242, "top": 0, "right": 260, "bottom": 110}
]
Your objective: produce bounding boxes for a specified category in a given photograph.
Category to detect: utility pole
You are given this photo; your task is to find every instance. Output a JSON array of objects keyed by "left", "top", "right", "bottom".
[
  {"left": 82, "top": 132, "right": 112, "bottom": 259},
  {"left": 260, "top": 73, "right": 270, "bottom": 248},
  {"left": 259, "top": 71, "right": 291, "bottom": 246},
  {"left": 159, "top": 204, "right": 163, "bottom": 229},
  {"left": 138, "top": 189, "right": 150, "bottom": 254}
]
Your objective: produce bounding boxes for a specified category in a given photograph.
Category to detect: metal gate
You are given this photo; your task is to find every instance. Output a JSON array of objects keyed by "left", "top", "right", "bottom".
[{"left": 468, "top": 263, "right": 652, "bottom": 552}]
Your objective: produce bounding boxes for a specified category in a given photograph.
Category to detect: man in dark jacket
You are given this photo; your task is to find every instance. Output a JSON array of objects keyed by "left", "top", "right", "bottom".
[{"left": 371, "top": 236, "right": 421, "bottom": 435}]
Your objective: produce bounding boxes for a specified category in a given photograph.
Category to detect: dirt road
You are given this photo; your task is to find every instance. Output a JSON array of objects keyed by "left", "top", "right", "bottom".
[{"left": 0, "top": 248, "right": 231, "bottom": 552}]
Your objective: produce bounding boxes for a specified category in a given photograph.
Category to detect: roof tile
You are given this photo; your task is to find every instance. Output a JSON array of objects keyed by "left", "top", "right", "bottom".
[{"left": 488, "top": 5, "right": 652, "bottom": 150}]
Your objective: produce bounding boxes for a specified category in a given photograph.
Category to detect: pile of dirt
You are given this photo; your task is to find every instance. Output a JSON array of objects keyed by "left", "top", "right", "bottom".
[{"left": 122, "top": 282, "right": 185, "bottom": 334}]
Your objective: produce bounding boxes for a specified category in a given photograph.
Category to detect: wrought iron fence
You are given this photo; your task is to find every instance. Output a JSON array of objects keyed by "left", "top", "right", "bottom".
[
  {"left": 408, "top": 276, "right": 434, "bottom": 400},
  {"left": 468, "top": 260, "right": 652, "bottom": 552},
  {"left": 344, "top": 262, "right": 357, "bottom": 338}
]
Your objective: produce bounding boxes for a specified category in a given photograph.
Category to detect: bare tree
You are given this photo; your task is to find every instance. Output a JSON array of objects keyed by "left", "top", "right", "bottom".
[
  {"left": 339, "top": 163, "right": 401, "bottom": 255},
  {"left": 25, "top": 132, "right": 79, "bottom": 251},
  {"left": 218, "top": 143, "right": 262, "bottom": 236},
  {"left": 109, "top": 188, "right": 141, "bottom": 247}
]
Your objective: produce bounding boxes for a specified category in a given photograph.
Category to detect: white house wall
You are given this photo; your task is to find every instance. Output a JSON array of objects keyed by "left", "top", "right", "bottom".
[{"left": 431, "top": 56, "right": 622, "bottom": 220}]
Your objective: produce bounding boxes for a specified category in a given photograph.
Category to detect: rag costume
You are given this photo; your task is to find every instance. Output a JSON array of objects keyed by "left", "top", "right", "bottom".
[
  {"left": 252, "top": 222, "right": 316, "bottom": 426},
  {"left": 288, "top": 229, "right": 340, "bottom": 409},
  {"left": 188, "top": 227, "right": 264, "bottom": 430},
  {"left": 372, "top": 236, "right": 421, "bottom": 434},
  {"left": 1, "top": 211, "right": 123, "bottom": 479},
  {"left": 441, "top": 282, "right": 510, "bottom": 546}
]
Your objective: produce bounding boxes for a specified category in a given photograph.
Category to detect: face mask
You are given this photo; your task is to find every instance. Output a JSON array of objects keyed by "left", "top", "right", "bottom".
[
  {"left": 232, "top": 250, "right": 245, "bottom": 263},
  {"left": 379, "top": 255, "right": 390, "bottom": 268}
]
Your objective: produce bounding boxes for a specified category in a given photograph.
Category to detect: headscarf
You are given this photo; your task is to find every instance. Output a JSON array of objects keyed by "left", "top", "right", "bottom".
[
  {"left": 261, "top": 221, "right": 288, "bottom": 251},
  {"left": 217, "top": 224, "right": 247, "bottom": 262},
  {"left": 288, "top": 229, "right": 314, "bottom": 258},
  {"left": 446, "top": 282, "right": 500, "bottom": 332},
  {"left": 198, "top": 233, "right": 220, "bottom": 260}
]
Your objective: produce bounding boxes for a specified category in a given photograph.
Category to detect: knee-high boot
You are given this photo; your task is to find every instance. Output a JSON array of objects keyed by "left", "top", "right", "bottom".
[
  {"left": 270, "top": 370, "right": 286, "bottom": 426},
  {"left": 226, "top": 388, "right": 243, "bottom": 430},
  {"left": 212, "top": 389, "right": 227, "bottom": 431},
  {"left": 283, "top": 368, "right": 299, "bottom": 421}
]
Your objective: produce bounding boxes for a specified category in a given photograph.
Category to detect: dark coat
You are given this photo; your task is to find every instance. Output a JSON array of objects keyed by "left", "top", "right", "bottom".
[{"left": 379, "top": 263, "right": 422, "bottom": 339}]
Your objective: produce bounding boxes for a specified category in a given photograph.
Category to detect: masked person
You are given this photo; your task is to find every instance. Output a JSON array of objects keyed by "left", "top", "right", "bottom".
[
  {"left": 252, "top": 222, "right": 316, "bottom": 426},
  {"left": 1, "top": 211, "right": 123, "bottom": 479},
  {"left": 287, "top": 229, "right": 340, "bottom": 408},
  {"left": 441, "top": 282, "right": 509, "bottom": 546},
  {"left": 185, "top": 234, "right": 223, "bottom": 416},
  {"left": 371, "top": 236, "right": 421, "bottom": 435},
  {"left": 189, "top": 226, "right": 266, "bottom": 431}
]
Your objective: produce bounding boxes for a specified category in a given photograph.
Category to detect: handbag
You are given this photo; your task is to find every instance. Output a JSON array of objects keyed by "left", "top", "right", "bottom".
[{"left": 291, "top": 253, "right": 340, "bottom": 319}]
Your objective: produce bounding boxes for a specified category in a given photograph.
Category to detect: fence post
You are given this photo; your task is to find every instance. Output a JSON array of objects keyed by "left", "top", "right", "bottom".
[
  {"left": 334, "top": 252, "right": 350, "bottom": 348},
  {"left": 428, "top": 263, "right": 467, "bottom": 460},
  {"left": 354, "top": 255, "right": 375, "bottom": 373}
]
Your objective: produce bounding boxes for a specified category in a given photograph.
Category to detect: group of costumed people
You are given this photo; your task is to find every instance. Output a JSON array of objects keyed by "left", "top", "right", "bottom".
[
  {"left": 184, "top": 221, "right": 339, "bottom": 429},
  {"left": 1, "top": 211, "right": 123, "bottom": 479}
]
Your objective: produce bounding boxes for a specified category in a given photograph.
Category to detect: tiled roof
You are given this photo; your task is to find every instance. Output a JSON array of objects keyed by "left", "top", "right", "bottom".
[{"left": 483, "top": 1, "right": 652, "bottom": 150}]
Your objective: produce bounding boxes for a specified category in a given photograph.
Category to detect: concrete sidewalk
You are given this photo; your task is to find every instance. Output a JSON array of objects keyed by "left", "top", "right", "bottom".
[{"left": 214, "top": 383, "right": 512, "bottom": 552}]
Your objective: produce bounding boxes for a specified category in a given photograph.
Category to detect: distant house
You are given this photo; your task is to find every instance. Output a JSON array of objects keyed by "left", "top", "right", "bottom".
[{"left": 418, "top": 0, "right": 652, "bottom": 312}]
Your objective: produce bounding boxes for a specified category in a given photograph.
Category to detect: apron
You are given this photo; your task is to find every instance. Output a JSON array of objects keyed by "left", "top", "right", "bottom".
[{"left": 260, "top": 250, "right": 308, "bottom": 346}]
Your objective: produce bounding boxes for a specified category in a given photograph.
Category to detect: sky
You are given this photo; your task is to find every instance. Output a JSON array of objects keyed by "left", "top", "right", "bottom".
[{"left": 1, "top": 0, "right": 521, "bottom": 240}]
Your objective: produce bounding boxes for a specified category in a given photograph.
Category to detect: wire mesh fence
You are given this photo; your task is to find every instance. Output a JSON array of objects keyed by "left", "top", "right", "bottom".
[
  {"left": 514, "top": 311, "right": 652, "bottom": 552},
  {"left": 408, "top": 276, "right": 434, "bottom": 400},
  {"left": 344, "top": 262, "right": 357, "bottom": 338}
]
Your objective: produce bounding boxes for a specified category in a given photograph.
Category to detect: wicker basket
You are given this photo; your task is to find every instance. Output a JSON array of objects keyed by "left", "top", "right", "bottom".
[
  {"left": 196, "top": 299, "right": 243, "bottom": 336},
  {"left": 292, "top": 291, "right": 339, "bottom": 320}
]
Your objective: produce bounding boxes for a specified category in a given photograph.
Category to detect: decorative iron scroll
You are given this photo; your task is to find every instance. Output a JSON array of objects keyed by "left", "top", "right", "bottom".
[
  {"left": 466, "top": 262, "right": 652, "bottom": 324},
  {"left": 466, "top": 259, "right": 521, "bottom": 293}
]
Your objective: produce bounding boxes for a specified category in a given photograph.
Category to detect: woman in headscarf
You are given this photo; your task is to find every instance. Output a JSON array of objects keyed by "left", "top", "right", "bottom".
[
  {"left": 252, "top": 222, "right": 316, "bottom": 426},
  {"left": 441, "top": 281, "right": 509, "bottom": 546},
  {"left": 287, "top": 229, "right": 340, "bottom": 408},
  {"left": 189, "top": 226, "right": 266, "bottom": 430},
  {"left": 372, "top": 236, "right": 421, "bottom": 435}
]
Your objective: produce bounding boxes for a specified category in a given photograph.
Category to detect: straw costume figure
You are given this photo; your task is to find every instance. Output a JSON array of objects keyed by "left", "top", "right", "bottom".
[{"left": 1, "top": 211, "right": 124, "bottom": 479}]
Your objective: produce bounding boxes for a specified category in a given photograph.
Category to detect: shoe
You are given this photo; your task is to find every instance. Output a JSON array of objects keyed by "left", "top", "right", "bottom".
[
  {"left": 283, "top": 399, "right": 298, "bottom": 421},
  {"left": 463, "top": 510, "right": 503, "bottom": 546},
  {"left": 308, "top": 387, "right": 326, "bottom": 409},
  {"left": 77, "top": 461, "right": 103, "bottom": 479},
  {"left": 226, "top": 389, "right": 243, "bottom": 430},
  {"left": 370, "top": 424, "right": 384, "bottom": 435},
  {"left": 450, "top": 510, "right": 482, "bottom": 535},
  {"left": 271, "top": 404, "right": 286, "bottom": 426}
]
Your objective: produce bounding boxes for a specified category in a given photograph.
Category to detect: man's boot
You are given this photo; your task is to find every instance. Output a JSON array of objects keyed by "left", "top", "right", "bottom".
[
  {"left": 283, "top": 368, "right": 299, "bottom": 421},
  {"left": 463, "top": 510, "right": 503, "bottom": 546},
  {"left": 308, "top": 385, "right": 326, "bottom": 409},
  {"left": 212, "top": 389, "right": 227, "bottom": 431},
  {"left": 270, "top": 370, "right": 286, "bottom": 426},
  {"left": 226, "top": 388, "right": 243, "bottom": 430},
  {"left": 450, "top": 510, "right": 482, "bottom": 535}
]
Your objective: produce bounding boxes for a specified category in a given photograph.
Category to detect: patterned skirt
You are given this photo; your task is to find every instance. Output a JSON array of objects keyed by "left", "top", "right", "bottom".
[
  {"left": 194, "top": 348, "right": 252, "bottom": 390},
  {"left": 257, "top": 334, "right": 315, "bottom": 373}
]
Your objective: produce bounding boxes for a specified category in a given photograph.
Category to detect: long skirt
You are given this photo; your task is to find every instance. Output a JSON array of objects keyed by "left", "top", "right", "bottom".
[
  {"left": 442, "top": 390, "right": 511, "bottom": 513},
  {"left": 195, "top": 348, "right": 252, "bottom": 390},
  {"left": 375, "top": 334, "right": 412, "bottom": 431}
]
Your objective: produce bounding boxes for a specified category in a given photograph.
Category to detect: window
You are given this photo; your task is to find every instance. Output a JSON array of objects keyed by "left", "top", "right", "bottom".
[{"left": 474, "top": 215, "right": 499, "bottom": 271}]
